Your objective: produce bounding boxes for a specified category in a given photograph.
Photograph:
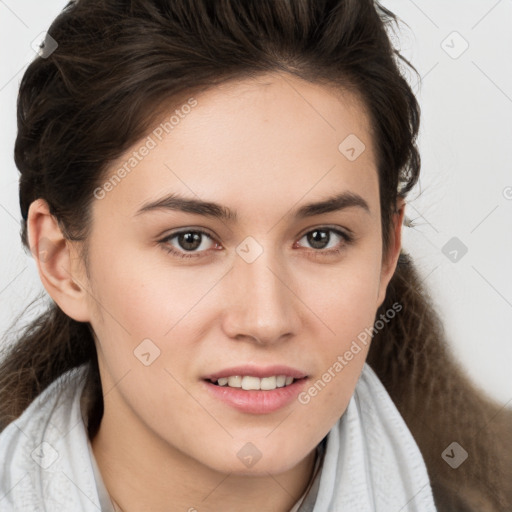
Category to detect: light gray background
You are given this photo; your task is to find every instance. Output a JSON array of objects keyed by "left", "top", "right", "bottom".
[{"left": 1, "top": 1, "right": 511, "bottom": 407}]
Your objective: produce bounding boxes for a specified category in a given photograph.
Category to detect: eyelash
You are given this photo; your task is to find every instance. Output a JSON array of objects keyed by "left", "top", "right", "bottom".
[{"left": 159, "top": 227, "right": 354, "bottom": 260}]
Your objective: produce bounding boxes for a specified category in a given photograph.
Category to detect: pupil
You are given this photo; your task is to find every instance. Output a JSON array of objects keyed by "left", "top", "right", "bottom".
[
  {"left": 308, "top": 230, "right": 328, "bottom": 249},
  {"left": 179, "top": 232, "right": 201, "bottom": 250}
]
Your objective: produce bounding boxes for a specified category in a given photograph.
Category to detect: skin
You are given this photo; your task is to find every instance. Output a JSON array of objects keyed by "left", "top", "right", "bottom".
[{"left": 28, "top": 71, "right": 405, "bottom": 512}]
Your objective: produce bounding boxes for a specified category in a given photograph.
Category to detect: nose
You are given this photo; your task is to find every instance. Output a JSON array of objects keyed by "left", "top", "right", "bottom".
[{"left": 221, "top": 242, "right": 302, "bottom": 346}]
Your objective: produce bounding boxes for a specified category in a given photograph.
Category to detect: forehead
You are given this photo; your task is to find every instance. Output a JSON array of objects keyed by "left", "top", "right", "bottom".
[{"left": 93, "top": 72, "right": 379, "bottom": 224}]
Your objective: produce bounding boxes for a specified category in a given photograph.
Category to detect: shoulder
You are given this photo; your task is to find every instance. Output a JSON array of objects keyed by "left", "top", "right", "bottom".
[{"left": 0, "top": 364, "right": 100, "bottom": 511}]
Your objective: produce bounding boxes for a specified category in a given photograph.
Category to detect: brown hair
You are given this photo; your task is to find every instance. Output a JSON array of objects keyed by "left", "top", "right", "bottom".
[{"left": 1, "top": 0, "right": 510, "bottom": 509}]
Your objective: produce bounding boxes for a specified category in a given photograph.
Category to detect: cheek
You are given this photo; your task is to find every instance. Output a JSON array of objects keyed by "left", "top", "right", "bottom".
[
  {"left": 297, "top": 255, "right": 382, "bottom": 418},
  {"left": 86, "top": 247, "right": 222, "bottom": 373},
  {"left": 303, "top": 252, "right": 383, "bottom": 342},
  {"left": 84, "top": 247, "right": 168, "bottom": 370}
]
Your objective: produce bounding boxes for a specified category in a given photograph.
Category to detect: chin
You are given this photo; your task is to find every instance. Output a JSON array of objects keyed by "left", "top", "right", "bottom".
[{"left": 206, "top": 445, "right": 306, "bottom": 476}]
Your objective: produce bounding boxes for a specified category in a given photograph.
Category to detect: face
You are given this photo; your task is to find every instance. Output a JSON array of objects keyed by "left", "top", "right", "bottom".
[{"left": 76, "top": 72, "right": 400, "bottom": 475}]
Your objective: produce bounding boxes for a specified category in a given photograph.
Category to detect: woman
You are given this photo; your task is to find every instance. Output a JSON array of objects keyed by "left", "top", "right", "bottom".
[{"left": 0, "top": 0, "right": 510, "bottom": 511}]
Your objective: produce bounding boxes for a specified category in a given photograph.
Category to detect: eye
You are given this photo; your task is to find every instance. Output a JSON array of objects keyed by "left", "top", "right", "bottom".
[
  {"left": 160, "top": 229, "right": 219, "bottom": 259},
  {"left": 295, "top": 227, "right": 353, "bottom": 256}
]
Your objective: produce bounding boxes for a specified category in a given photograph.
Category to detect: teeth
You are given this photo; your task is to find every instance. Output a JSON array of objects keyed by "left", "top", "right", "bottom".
[
  {"left": 260, "top": 376, "right": 276, "bottom": 390},
  {"left": 242, "top": 376, "right": 261, "bottom": 390},
  {"left": 212, "top": 375, "right": 297, "bottom": 390},
  {"left": 227, "top": 376, "right": 242, "bottom": 388}
]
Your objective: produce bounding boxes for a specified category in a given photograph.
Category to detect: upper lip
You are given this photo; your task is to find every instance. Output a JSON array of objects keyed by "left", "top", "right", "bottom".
[{"left": 203, "top": 365, "right": 307, "bottom": 381}]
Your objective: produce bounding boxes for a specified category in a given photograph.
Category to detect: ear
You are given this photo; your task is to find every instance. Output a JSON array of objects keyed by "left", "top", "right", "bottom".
[
  {"left": 27, "top": 198, "right": 91, "bottom": 322},
  {"left": 376, "top": 196, "right": 406, "bottom": 308}
]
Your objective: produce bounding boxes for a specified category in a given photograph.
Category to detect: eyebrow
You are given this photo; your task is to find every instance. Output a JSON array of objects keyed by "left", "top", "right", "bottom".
[{"left": 134, "top": 191, "right": 371, "bottom": 222}]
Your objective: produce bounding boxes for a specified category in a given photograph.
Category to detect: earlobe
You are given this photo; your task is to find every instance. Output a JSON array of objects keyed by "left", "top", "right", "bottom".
[
  {"left": 27, "top": 199, "right": 91, "bottom": 322},
  {"left": 376, "top": 197, "right": 406, "bottom": 308}
]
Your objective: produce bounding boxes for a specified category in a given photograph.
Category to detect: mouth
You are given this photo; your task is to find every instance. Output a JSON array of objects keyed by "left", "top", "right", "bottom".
[{"left": 201, "top": 365, "right": 309, "bottom": 414}]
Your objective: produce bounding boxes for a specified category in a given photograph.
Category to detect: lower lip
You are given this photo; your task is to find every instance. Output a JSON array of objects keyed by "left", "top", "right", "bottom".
[{"left": 202, "top": 378, "right": 308, "bottom": 414}]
